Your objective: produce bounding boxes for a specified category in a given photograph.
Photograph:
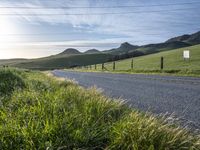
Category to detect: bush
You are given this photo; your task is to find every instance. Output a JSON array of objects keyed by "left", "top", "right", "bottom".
[{"left": 0, "top": 69, "right": 25, "bottom": 97}]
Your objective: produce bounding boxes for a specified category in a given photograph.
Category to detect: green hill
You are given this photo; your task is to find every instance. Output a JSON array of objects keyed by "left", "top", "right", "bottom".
[
  {"left": 84, "top": 49, "right": 101, "bottom": 54},
  {"left": 136, "top": 41, "right": 191, "bottom": 54},
  {"left": 57, "top": 48, "right": 81, "bottom": 55},
  {"left": 90, "top": 44, "right": 200, "bottom": 74},
  {"left": 11, "top": 53, "right": 112, "bottom": 70},
  {"left": 104, "top": 42, "right": 139, "bottom": 55},
  {"left": 166, "top": 31, "right": 200, "bottom": 45},
  {"left": 1, "top": 31, "right": 200, "bottom": 71},
  {"left": 0, "top": 59, "right": 27, "bottom": 66},
  {"left": 105, "top": 31, "right": 200, "bottom": 56},
  {"left": 0, "top": 48, "right": 112, "bottom": 70}
]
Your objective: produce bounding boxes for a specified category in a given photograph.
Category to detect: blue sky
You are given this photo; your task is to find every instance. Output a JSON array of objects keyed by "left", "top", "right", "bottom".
[{"left": 0, "top": 0, "right": 200, "bottom": 58}]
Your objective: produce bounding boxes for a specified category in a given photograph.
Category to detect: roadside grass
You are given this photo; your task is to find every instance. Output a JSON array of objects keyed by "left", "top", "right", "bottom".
[
  {"left": 76, "top": 44, "right": 200, "bottom": 76},
  {"left": 72, "top": 68, "right": 200, "bottom": 77},
  {"left": 0, "top": 68, "right": 200, "bottom": 149}
]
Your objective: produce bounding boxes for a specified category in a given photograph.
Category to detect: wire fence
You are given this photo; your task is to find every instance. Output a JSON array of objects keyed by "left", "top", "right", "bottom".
[{"left": 75, "top": 55, "right": 199, "bottom": 73}]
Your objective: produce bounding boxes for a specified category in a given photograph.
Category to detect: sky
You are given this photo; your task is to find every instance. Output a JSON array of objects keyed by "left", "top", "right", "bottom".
[{"left": 0, "top": 0, "right": 200, "bottom": 59}]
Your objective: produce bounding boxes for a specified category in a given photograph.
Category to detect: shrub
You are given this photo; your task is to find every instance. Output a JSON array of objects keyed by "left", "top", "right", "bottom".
[{"left": 0, "top": 69, "right": 25, "bottom": 97}]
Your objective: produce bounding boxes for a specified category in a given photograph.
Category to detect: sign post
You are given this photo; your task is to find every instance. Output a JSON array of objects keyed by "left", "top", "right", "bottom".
[{"left": 183, "top": 50, "right": 190, "bottom": 60}]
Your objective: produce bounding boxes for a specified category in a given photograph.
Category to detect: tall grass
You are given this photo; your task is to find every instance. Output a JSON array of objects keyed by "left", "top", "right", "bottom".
[
  {"left": 0, "top": 68, "right": 199, "bottom": 149},
  {"left": 0, "top": 69, "right": 25, "bottom": 97}
]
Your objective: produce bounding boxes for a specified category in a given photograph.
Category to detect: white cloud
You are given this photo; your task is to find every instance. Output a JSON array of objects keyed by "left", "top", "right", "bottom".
[
  {"left": 0, "top": 0, "right": 199, "bottom": 59},
  {"left": 0, "top": 38, "right": 128, "bottom": 58},
  {"left": 0, "top": 0, "right": 165, "bottom": 38}
]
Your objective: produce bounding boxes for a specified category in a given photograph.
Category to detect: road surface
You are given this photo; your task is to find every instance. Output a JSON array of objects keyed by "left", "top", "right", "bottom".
[{"left": 53, "top": 70, "right": 200, "bottom": 128}]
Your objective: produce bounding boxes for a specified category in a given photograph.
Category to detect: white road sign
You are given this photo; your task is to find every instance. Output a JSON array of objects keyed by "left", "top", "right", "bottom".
[{"left": 183, "top": 50, "right": 190, "bottom": 59}]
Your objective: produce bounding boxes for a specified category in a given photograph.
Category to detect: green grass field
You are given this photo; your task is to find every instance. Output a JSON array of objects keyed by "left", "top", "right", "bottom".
[
  {"left": 0, "top": 59, "right": 27, "bottom": 66},
  {"left": 0, "top": 68, "right": 200, "bottom": 149},
  {"left": 0, "top": 53, "right": 112, "bottom": 70},
  {"left": 84, "top": 44, "right": 200, "bottom": 75}
]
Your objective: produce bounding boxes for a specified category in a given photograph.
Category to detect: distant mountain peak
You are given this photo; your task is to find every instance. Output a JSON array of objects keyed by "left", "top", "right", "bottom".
[
  {"left": 59, "top": 48, "right": 81, "bottom": 55},
  {"left": 166, "top": 34, "right": 190, "bottom": 43},
  {"left": 103, "top": 42, "right": 139, "bottom": 55},
  {"left": 120, "top": 42, "right": 133, "bottom": 47},
  {"left": 84, "top": 49, "right": 101, "bottom": 54},
  {"left": 118, "top": 42, "right": 139, "bottom": 50},
  {"left": 166, "top": 30, "right": 200, "bottom": 45}
]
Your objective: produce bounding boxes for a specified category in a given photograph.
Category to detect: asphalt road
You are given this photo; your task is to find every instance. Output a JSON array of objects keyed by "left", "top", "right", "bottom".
[{"left": 53, "top": 70, "right": 200, "bottom": 128}]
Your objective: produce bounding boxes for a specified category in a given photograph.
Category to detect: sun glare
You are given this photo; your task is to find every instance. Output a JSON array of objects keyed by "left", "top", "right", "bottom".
[
  {"left": 0, "top": 16, "right": 18, "bottom": 42},
  {"left": 0, "top": 15, "right": 22, "bottom": 58}
]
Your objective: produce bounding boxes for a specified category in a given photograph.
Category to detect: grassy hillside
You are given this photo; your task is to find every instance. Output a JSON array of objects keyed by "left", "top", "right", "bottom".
[
  {"left": 104, "top": 42, "right": 139, "bottom": 55},
  {"left": 88, "top": 44, "right": 200, "bottom": 74},
  {"left": 84, "top": 49, "right": 101, "bottom": 54},
  {"left": 0, "top": 53, "right": 112, "bottom": 70},
  {"left": 0, "top": 68, "right": 200, "bottom": 149},
  {"left": 166, "top": 31, "right": 200, "bottom": 45},
  {"left": 1, "top": 31, "right": 200, "bottom": 71},
  {"left": 0, "top": 59, "right": 27, "bottom": 66},
  {"left": 136, "top": 41, "right": 191, "bottom": 54}
]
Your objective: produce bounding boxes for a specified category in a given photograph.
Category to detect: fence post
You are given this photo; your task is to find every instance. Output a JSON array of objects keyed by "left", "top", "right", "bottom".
[
  {"left": 160, "top": 56, "right": 164, "bottom": 70},
  {"left": 113, "top": 61, "right": 115, "bottom": 71},
  {"left": 102, "top": 63, "right": 104, "bottom": 70},
  {"left": 131, "top": 59, "right": 133, "bottom": 70},
  {"left": 95, "top": 64, "right": 97, "bottom": 70},
  {"left": 90, "top": 65, "right": 92, "bottom": 69}
]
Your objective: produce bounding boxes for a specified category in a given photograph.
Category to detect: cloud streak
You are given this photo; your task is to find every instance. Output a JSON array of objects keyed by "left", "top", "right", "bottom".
[{"left": 0, "top": 0, "right": 200, "bottom": 58}]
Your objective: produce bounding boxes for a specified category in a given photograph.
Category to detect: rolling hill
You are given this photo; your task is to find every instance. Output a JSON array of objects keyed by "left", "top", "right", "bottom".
[
  {"left": 0, "top": 48, "right": 112, "bottom": 70},
  {"left": 105, "top": 31, "right": 200, "bottom": 56},
  {"left": 91, "top": 44, "right": 200, "bottom": 73},
  {"left": 0, "top": 59, "right": 27, "bottom": 66},
  {"left": 84, "top": 49, "right": 101, "bottom": 54},
  {"left": 1, "top": 30, "right": 200, "bottom": 70},
  {"left": 166, "top": 31, "right": 200, "bottom": 45},
  {"left": 12, "top": 53, "right": 112, "bottom": 70},
  {"left": 136, "top": 41, "right": 191, "bottom": 54},
  {"left": 104, "top": 42, "right": 139, "bottom": 55},
  {"left": 57, "top": 48, "right": 81, "bottom": 55}
]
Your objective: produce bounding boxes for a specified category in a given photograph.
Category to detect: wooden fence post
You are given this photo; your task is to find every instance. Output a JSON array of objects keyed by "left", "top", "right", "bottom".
[
  {"left": 113, "top": 61, "right": 115, "bottom": 71},
  {"left": 160, "top": 56, "right": 164, "bottom": 70},
  {"left": 131, "top": 59, "right": 133, "bottom": 70},
  {"left": 102, "top": 63, "right": 104, "bottom": 70},
  {"left": 95, "top": 64, "right": 97, "bottom": 70}
]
